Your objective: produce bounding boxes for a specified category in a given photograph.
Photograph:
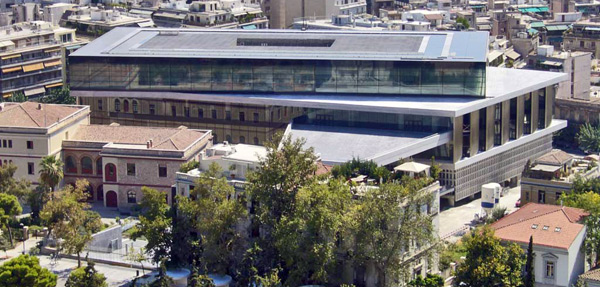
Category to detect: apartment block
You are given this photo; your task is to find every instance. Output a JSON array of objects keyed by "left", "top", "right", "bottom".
[{"left": 0, "top": 21, "right": 80, "bottom": 99}]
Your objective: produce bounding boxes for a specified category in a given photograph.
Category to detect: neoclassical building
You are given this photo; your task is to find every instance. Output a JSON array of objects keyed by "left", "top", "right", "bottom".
[{"left": 0, "top": 102, "right": 211, "bottom": 209}]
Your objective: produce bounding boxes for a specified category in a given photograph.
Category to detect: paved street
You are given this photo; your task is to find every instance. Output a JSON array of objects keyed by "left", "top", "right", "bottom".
[
  {"left": 39, "top": 255, "right": 145, "bottom": 287},
  {"left": 439, "top": 186, "right": 522, "bottom": 242}
]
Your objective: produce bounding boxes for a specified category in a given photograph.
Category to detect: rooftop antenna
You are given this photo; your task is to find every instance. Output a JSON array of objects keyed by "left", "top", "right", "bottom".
[{"left": 301, "top": 0, "right": 307, "bottom": 30}]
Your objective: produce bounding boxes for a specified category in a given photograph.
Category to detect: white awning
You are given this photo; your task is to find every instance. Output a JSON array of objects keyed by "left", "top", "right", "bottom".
[
  {"left": 394, "top": 162, "right": 430, "bottom": 173},
  {"left": 530, "top": 164, "right": 561, "bottom": 172},
  {"left": 0, "top": 40, "right": 14, "bottom": 48},
  {"left": 137, "top": 20, "right": 155, "bottom": 28},
  {"left": 505, "top": 50, "right": 521, "bottom": 60},
  {"left": 24, "top": 87, "right": 45, "bottom": 96}
]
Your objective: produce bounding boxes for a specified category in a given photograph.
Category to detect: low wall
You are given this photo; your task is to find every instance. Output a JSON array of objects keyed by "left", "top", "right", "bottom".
[{"left": 87, "top": 225, "right": 122, "bottom": 253}]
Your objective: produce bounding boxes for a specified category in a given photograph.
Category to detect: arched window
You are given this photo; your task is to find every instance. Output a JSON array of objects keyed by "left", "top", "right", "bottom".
[
  {"left": 65, "top": 156, "right": 77, "bottom": 173},
  {"left": 239, "top": 136, "right": 245, "bottom": 144},
  {"left": 105, "top": 163, "right": 116, "bottom": 182},
  {"left": 114, "top": 99, "right": 121, "bottom": 112},
  {"left": 253, "top": 137, "right": 259, "bottom": 145},
  {"left": 133, "top": 101, "right": 139, "bottom": 114},
  {"left": 123, "top": 100, "right": 130, "bottom": 112},
  {"left": 81, "top": 157, "right": 93, "bottom": 174},
  {"left": 96, "top": 158, "right": 102, "bottom": 175},
  {"left": 127, "top": 190, "right": 137, "bottom": 204}
]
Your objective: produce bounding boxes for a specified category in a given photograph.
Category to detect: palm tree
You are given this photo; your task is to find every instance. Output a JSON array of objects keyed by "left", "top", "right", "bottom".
[{"left": 39, "top": 155, "right": 63, "bottom": 192}]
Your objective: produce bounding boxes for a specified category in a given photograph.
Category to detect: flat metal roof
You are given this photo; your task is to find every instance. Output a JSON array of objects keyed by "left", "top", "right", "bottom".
[
  {"left": 70, "top": 27, "right": 489, "bottom": 62},
  {"left": 285, "top": 123, "right": 452, "bottom": 166}
]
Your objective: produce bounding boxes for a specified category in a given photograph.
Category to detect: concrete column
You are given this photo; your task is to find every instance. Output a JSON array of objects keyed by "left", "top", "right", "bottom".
[
  {"left": 470, "top": 111, "right": 479, "bottom": 156},
  {"left": 486, "top": 106, "right": 494, "bottom": 150},
  {"left": 546, "top": 86, "right": 555, "bottom": 128},
  {"left": 531, "top": 91, "right": 539, "bottom": 133},
  {"left": 502, "top": 100, "right": 510, "bottom": 144},
  {"left": 517, "top": 95, "right": 525, "bottom": 139},
  {"left": 453, "top": 116, "right": 463, "bottom": 163}
]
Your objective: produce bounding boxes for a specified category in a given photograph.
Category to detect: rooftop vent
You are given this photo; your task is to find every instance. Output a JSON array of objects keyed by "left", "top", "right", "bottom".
[
  {"left": 531, "top": 224, "right": 538, "bottom": 229},
  {"left": 554, "top": 227, "right": 561, "bottom": 232},
  {"left": 237, "top": 38, "right": 335, "bottom": 48},
  {"left": 543, "top": 225, "right": 549, "bottom": 230}
]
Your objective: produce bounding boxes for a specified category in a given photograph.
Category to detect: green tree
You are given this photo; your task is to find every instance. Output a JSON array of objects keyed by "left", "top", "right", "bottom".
[
  {"left": 0, "top": 163, "right": 31, "bottom": 199},
  {"left": 563, "top": 191, "right": 600, "bottom": 265},
  {"left": 577, "top": 123, "right": 600, "bottom": 153},
  {"left": 0, "top": 193, "right": 22, "bottom": 247},
  {"left": 273, "top": 179, "right": 352, "bottom": 285},
  {"left": 430, "top": 156, "right": 442, "bottom": 180},
  {"left": 40, "top": 180, "right": 97, "bottom": 267},
  {"left": 38, "top": 155, "right": 63, "bottom": 192},
  {"left": 39, "top": 87, "right": 76, "bottom": 105},
  {"left": 408, "top": 274, "right": 444, "bottom": 287},
  {"left": 177, "top": 162, "right": 247, "bottom": 274},
  {"left": 151, "top": 259, "right": 174, "bottom": 287},
  {"left": 179, "top": 160, "right": 199, "bottom": 173},
  {"left": 454, "top": 226, "right": 524, "bottom": 287},
  {"left": 131, "top": 187, "right": 172, "bottom": 265},
  {"left": 246, "top": 134, "right": 318, "bottom": 270},
  {"left": 456, "top": 17, "right": 470, "bottom": 29},
  {"left": 125, "top": 246, "right": 148, "bottom": 275},
  {"left": 524, "top": 236, "right": 535, "bottom": 287},
  {"left": 352, "top": 177, "right": 436, "bottom": 285},
  {"left": 0, "top": 254, "right": 57, "bottom": 287},
  {"left": 65, "top": 260, "right": 108, "bottom": 287},
  {"left": 248, "top": 134, "right": 317, "bottom": 227}
]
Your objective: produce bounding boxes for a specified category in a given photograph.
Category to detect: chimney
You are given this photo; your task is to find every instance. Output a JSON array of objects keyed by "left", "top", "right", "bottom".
[
  {"left": 37, "top": 103, "right": 42, "bottom": 110},
  {"left": 149, "top": 139, "right": 153, "bottom": 148},
  {"left": 146, "top": 141, "right": 150, "bottom": 149}
]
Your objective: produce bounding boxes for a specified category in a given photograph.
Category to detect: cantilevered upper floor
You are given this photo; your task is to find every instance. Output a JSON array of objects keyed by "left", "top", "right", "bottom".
[{"left": 69, "top": 28, "right": 489, "bottom": 97}]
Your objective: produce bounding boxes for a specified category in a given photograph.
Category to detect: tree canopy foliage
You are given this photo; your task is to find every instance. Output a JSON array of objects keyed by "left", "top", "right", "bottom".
[
  {"left": 454, "top": 226, "right": 524, "bottom": 287},
  {"left": 40, "top": 179, "right": 100, "bottom": 267},
  {"left": 131, "top": 187, "right": 172, "bottom": 265},
  {"left": 577, "top": 123, "right": 600, "bottom": 153},
  {"left": 0, "top": 255, "right": 57, "bottom": 287},
  {"left": 65, "top": 260, "right": 107, "bottom": 287},
  {"left": 38, "top": 87, "right": 76, "bottom": 105}
]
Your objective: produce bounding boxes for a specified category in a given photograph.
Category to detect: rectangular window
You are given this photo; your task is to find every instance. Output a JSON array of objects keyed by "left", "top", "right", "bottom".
[
  {"left": 2, "top": 140, "right": 5, "bottom": 148},
  {"left": 212, "top": 109, "right": 217, "bottom": 119},
  {"left": 545, "top": 261, "right": 555, "bottom": 278},
  {"left": 185, "top": 107, "right": 190, "bottom": 118},
  {"left": 226, "top": 110, "right": 231, "bottom": 120},
  {"left": 198, "top": 109, "right": 203, "bottom": 118},
  {"left": 171, "top": 106, "right": 177, "bottom": 117},
  {"left": 26, "top": 141, "right": 33, "bottom": 149},
  {"left": 149, "top": 104, "right": 156, "bottom": 115},
  {"left": 27, "top": 162, "right": 34, "bottom": 175},
  {"left": 159, "top": 165, "right": 167, "bottom": 177},
  {"left": 239, "top": 112, "right": 245, "bottom": 122},
  {"left": 253, "top": 112, "right": 259, "bottom": 123},
  {"left": 539, "top": 190, "right": 546, "bottom": 204},
  {"left": 98, "top": 99, "right": 103, "bottom": 111},
  {"left": 7, "top": 140, "right": 11, "bottom": 148},
  {"left": 127, "top": 163, "right": 136, "bottom": 176}
]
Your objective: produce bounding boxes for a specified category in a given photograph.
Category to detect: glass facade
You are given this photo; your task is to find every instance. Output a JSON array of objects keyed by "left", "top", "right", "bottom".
[
  {"left": 69, "top": 57, "right": 486, "bottom": 97},
  {"left": 293, "top": 109, "right": 452, "bottom": 133}
]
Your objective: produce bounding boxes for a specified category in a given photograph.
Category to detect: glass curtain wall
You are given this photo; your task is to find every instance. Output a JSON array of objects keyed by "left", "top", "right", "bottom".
[{"left": 70, "top": 57, "right": 486, "bottom": 97}]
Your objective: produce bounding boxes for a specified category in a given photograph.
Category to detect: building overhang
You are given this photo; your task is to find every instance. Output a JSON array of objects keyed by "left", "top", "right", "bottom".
[
  {"left": 72, "top": 67, "right": 567, "bottom": 118},
  {"left": 284, "top": 123, "right": 452, "bottom": 166}
]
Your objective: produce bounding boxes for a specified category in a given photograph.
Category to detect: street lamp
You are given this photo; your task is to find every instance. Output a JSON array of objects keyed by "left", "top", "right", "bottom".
[{"left": 19, "top": 223, "right": 24, "bottom": 255}]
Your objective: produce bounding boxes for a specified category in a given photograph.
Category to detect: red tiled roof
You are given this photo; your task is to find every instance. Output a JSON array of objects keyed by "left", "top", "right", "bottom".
[
  {"left": 491, "top": 203, "right": 588, "bottom": 250},
  {"left": 71, "top": 124, "right": 208, "bottom": 151},
  {"left": 0, "top": 102, "right": 85, "bottom": 128}
]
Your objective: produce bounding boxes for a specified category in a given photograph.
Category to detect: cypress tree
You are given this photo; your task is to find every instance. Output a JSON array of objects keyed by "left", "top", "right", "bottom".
[{"left": 525, "top": 235, "right": 535, "bottom": 287}]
